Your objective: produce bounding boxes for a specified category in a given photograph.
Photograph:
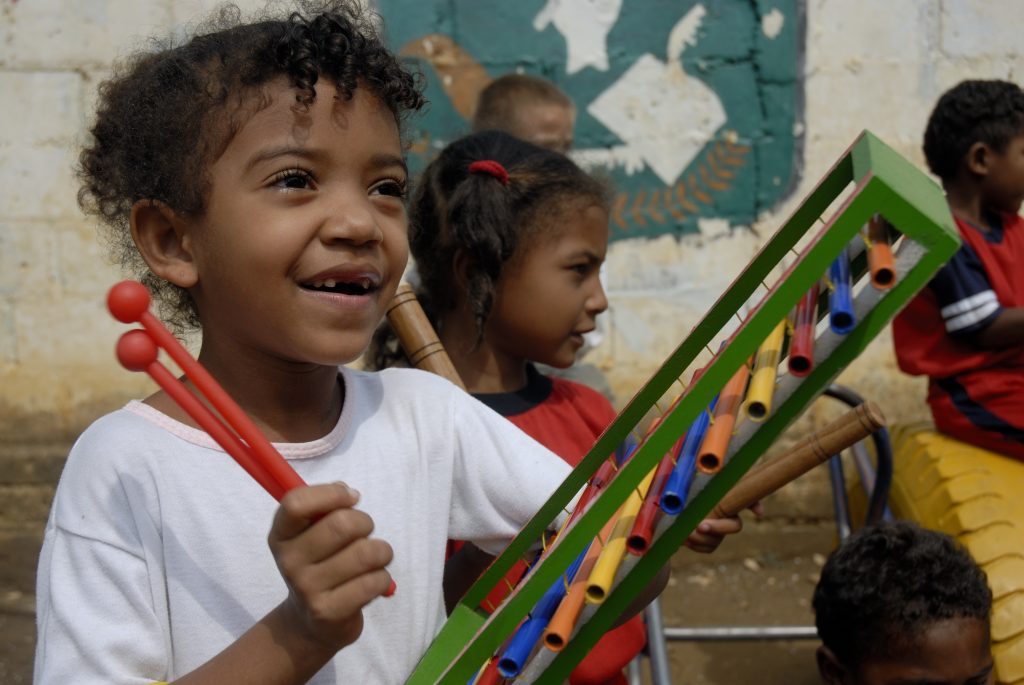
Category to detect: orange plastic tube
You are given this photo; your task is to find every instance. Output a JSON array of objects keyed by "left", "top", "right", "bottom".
[
  {"left": 866, "top": 214, "right": 896, "bottom": 290},
  {"left": 543, "top": 514, "right": 618, "bottom": 651},
  {"left": 696, "top": 356, "right": 752, "bottom": 474}
]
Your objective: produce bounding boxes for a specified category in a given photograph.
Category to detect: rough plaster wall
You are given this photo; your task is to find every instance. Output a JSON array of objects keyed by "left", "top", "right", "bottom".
[{"left": 1, "top": 0, "right": 1022, "bottom": 442}]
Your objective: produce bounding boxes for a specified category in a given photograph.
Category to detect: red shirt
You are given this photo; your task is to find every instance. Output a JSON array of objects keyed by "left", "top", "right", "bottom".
[
  {"left": 893, "top": 211, "right": 1024, "bottom": 457},
  {"left": 893, "top": 211, "right": 1024, "bottom": 378}
]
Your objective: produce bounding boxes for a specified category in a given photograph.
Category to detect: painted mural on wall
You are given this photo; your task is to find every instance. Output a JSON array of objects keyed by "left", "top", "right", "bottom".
[{"left": 378, "top": 0, "right": 804, "bottom": 242}]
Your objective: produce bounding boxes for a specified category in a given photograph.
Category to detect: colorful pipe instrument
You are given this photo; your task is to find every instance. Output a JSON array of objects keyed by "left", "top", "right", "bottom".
[{"left": 397, "top": 131, "right": 959, "bottom": 685}]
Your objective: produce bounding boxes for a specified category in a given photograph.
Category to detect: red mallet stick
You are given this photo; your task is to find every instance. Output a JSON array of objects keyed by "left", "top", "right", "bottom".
[
  {"left": 108, "top": 281, "right": 304, "bottom": 493},
  {"left": 116, "top": 330, "right": 286, "bottom": 500},
  {"left": 109, "top": 281, "right": 396, "bottom": 597}
]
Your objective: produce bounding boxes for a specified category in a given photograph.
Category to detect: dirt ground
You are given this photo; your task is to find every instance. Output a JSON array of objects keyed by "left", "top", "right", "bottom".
[
  {"left": 0, "top": 516, "right": 834, "bottom": 684},
  {"left": 650, "top": 520, "right": 833, "bottom": 684}
]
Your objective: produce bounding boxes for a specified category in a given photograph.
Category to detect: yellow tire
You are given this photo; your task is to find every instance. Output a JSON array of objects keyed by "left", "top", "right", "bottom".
[{"left": 849, "top": 423, "right": 1024, "bottom": 684}]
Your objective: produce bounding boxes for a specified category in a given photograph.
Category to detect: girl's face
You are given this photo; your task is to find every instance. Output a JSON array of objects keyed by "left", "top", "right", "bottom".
[
  {"left": 486, "top": 202, "right": 609, "bottom": 369},
  {"left": 185, "top": 78, "right": 409, "bottom": 367}
]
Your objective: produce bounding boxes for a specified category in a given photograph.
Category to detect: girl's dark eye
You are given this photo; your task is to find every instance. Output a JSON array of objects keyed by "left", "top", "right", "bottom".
[
  {"left": 272, "top": 169, "right": 314, "bottom": 190},
  {"left": 373, "top": 179, "right": 407, "bottom": 199}
]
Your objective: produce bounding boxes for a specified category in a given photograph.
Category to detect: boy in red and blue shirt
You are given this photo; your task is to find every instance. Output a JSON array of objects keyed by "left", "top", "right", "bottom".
[{"left": 893, "top": 79, "right": 1024, "bottom": 460}]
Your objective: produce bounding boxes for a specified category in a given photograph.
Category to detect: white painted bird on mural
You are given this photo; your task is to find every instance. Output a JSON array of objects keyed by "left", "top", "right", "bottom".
[
  {"left": 568, "top": 4, "right": 729, "bottom": 186},
  {"left": 533, "top": 0, "right": 623, "bottom": 75}
]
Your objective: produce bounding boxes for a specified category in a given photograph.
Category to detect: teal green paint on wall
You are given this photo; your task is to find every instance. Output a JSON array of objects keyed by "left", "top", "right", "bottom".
[{"left": 379, "top": 0, "right": 804, "bottom": 241}]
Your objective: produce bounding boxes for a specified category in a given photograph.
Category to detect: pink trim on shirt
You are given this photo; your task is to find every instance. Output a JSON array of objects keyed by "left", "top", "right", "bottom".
[{"left": 123, "top": 372, "right": 354, "bottom": 460}]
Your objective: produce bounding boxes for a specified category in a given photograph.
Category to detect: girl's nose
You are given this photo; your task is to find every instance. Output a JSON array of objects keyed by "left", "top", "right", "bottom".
[
  {"left": 320, "top": 194, "right": 384, "bottom": 246},
  {"left": 587, "top": 276, "right": 609, "bottom": 315}
]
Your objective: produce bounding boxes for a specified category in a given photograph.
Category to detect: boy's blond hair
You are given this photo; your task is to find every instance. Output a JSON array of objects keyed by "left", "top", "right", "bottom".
[{"left": 472, "top": 73, "right": 575, "bottom": 133}]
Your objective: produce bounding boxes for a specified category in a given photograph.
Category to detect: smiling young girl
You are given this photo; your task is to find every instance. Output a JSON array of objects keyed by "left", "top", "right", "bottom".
[
  {"left": 34, "top": 5, "right": 575, "bottom": 685},
  {"left": 371, "top": 130, "right": 742, "bottom": 685}
]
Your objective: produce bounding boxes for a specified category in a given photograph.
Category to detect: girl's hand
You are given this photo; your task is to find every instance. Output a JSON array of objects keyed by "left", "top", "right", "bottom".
[
  {"left": 684, "top": 501, "right": 763, "bottom": 554},
  {"left": 268, "top": 483, "right": 394, "bottom": 653},
  {"left": 683, "top": 515, "right": 743, "bottom": 554}
]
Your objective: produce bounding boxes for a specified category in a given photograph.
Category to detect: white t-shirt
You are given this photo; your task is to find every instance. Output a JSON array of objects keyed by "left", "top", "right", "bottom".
[{"left": 34, "top": 367, "right": 571, "bottom": 685}]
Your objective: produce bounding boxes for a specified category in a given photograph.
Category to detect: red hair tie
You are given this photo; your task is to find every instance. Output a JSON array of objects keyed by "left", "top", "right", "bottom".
[{"left": 468, "top": 160, "right": 510, "bottom": 186}]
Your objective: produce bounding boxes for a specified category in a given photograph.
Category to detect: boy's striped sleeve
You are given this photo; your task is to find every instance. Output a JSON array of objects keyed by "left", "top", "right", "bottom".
[{"left": 929, "top": 242, "right": 1002, "bottom": 336}]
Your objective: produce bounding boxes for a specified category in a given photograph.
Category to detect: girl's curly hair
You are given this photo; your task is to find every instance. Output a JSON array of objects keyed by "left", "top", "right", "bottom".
[
  {"left": 78, "top": 1, "right": 425, "bottom": 331},
  {"left": 367, "top": 130, "right": 611, "bottom": 370}
]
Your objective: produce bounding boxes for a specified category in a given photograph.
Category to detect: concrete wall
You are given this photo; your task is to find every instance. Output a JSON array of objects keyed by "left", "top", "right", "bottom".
[{"left": 1, "top": 0, "right": 1022, "bottom": 445}]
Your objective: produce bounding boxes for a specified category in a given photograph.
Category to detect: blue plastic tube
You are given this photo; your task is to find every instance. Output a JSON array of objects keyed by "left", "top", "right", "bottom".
[
  {"left": 497, "top": 550, "right": 588, "bottom": 677},
  {"left": 660, "top": 396, "right": 719, "bottom": 515},
  {"left": 828, "top": 247, "right": 856, "bottom": 334}
]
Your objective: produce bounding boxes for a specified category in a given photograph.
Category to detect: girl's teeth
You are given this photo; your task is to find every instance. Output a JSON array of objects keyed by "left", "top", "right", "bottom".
[
  {"left": 313, "top": 281, "right": 323, "bottom": 288},
  {"left": 325, "top": 279, "right": 336, "bottom": 288}
]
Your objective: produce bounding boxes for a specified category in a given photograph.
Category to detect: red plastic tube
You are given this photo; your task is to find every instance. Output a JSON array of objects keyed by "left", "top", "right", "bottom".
[
  {"left": 788, "top": 285, "right": 819, "bottom": 377},
  {"left": 626, "top": 434, "right": 685, "bottom": 555}
]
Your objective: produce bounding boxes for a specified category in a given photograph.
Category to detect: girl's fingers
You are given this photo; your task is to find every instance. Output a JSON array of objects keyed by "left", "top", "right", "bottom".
[
  {"left": 303, "top": 568, "right": 394, "bottom": 636},
  {"left": 302, "top": 537, "right": 394, "bottom": 597},
  {"left": 271, "top": 483, "right": 361, "bottom": 541},
  {"left": 684, "top": 515, "right": 744, "bottom": 554},
  {"left": 291, "top": 507, "right": 378, "bottom": 565}
]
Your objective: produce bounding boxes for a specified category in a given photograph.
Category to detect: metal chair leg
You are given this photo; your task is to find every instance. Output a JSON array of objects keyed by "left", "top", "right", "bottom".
[{"left": 644, "top": 598, "right": 674, "bottom": 685}]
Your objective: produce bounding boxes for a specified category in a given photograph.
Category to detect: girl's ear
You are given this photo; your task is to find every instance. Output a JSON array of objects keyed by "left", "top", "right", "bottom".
[
  {"left": 965, "top": 141, "right": 992, "bottom": 177},
  {"left": 452, "top": 247, "right": 475, "bottom": 297},
  {"left": 816, "top": 645, "right": 849, "bottom": 685},
  {"left": 130, "top": 200, "right": 199, "bottom": 288}
]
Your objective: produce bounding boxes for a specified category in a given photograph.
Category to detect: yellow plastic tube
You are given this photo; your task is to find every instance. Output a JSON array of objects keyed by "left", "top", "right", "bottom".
[
  {"left": 742, "top": 320, "right": 786, "bottom": 422},
  {"left": 584, "top": 467, "right": 657, "bottom": 604}
]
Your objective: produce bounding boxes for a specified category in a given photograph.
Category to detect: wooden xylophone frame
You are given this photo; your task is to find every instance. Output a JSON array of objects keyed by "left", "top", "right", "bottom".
[{"left": 405, "top": 130, "right": 960, "bottom": 685}]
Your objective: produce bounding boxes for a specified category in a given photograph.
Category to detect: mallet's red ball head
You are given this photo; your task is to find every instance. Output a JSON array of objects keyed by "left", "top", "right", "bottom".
[
  {"left": 116, "top": 330, "right": 158, "bottom": 371},
  {"left": 108, "top": 281, "right": 151, "bottom": 323}
]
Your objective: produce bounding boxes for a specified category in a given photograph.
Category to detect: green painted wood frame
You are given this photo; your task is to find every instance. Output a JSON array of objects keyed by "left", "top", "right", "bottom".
[{"left": 406, "top": 130, "right": 960, "bottom": 685}]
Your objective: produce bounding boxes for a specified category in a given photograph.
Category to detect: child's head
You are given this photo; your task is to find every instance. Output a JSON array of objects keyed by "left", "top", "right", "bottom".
[
  {"left": 813, "top": 521, "right": 992, "bottom": 685},
  {"left": 923, "top": 79, "right": 1024, "bottom": 213},
  {"left": 472, "top": 74, "right": 576, "bottom": 153},
  {"left": 79, "top": 1, "right": 424, "bottom": 364},
  {"left": 408, "top": 130, "right": 609, "bottom": 369}
]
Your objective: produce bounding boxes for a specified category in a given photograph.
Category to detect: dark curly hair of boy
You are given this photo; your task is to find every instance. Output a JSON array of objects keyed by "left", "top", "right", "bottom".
[
  {"left": 366, "top": 130, "right": 611, "bottom": 370},
  {"left": 813, "top": 520, "right": 991, "bottom": 668},
  {"left": 78, "top": 0, "right": 425, "bottom": 332},
  {"left": 923, "top": 79, "right": 1024, "bottom": 182}
]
